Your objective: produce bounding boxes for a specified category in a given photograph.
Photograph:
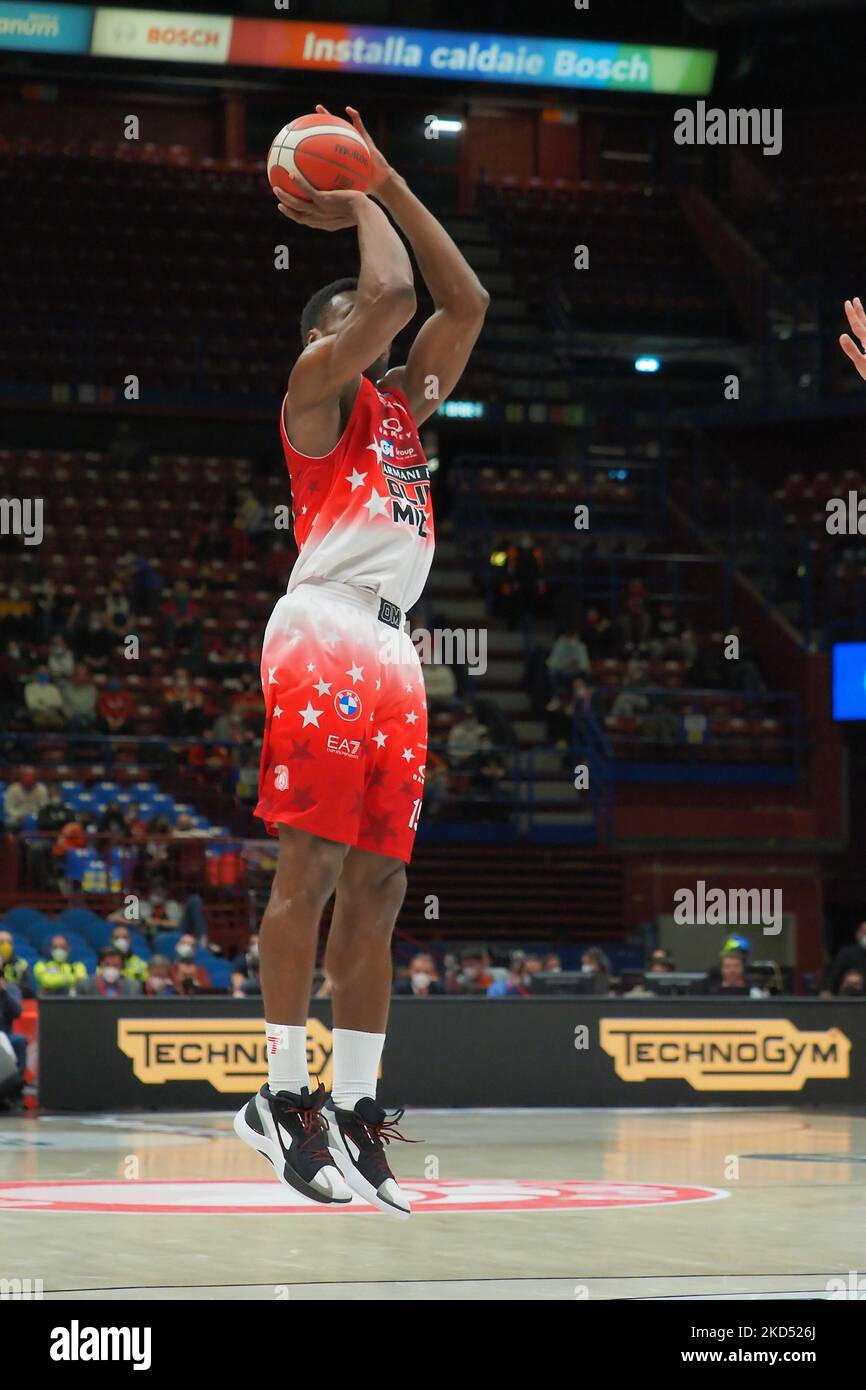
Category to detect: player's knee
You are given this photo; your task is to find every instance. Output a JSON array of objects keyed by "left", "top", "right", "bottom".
[
  {"left": 271, "top": 831, "right": 345, "bottom": 916},
  {"left": 352, "top": 861, "right": 407, "bottom": 928}
]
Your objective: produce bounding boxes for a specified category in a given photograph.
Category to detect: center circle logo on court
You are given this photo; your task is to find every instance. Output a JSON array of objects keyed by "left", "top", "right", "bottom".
[
  {"left": 0, "top": 1178, "right": 728, "bottom": 1214},
  {"left": 335, "top": 689, "right": 363, "bottom": 721}
]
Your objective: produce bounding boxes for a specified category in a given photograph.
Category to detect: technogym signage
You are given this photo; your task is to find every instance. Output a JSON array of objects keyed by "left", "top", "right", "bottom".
[{"left": 600, "top": 1018, "right": 851, "bottom": 1093}]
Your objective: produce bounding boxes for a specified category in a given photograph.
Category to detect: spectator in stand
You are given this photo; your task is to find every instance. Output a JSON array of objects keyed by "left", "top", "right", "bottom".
[
  {"left": 838, "top": 969, "right": 866, "bottom": 996},
  {"left": 648, "top": 603, "right": 680, "bottom": 659},
  {"left": 708, "top": 950, "right": 748, "bottom": 993},
  {"left": 0, "top": 641, "right": 23, "bottom": 726},
  {"left": 160, "top": 580, "right": 201, "bottom": 650},
  {"left": 3, "top": 768, "right": 48, "bottom": 828},
  {"left": 648, "top": 948, "right": 676, "bottom": 974},
  {"left": 29, "top": 783, "right": 72, "bottom": 889},
  {"left": 36, "top": 783, "right": 70, "bottom": 833},
  {"left": 206, "top": 631, "right": 249, "bottom": 681},
  {"left": 546, "top": 676, "right": 592, "bottom": 747},
  {"left": 231, "top": 486, "right": 267, "bottom": 560},
  {"left": 689, "top": 632, "right": 727, "bottom": 689},
  {"left": 231, "top": 674, "right": 263, "bottom": 728},
  {"left": 144, "top": 955, "right": 177, "bottom": 996},
  {"left": 0, "top": 931, "right": 33, "bottom": 998},
  {"left": 422, "top": 658, "right": 458, "bottom": 708},
  {"left": 452, "top": 945, "right": 508, "bottom": 996},
  {"left": 77, "top": 947, "right": 143, "bottom": 998},
  {"left": 0, "top": 968, "right": 26, "bottom": 1074},
  {"left": 76, "top": 605, "right": 115, "bottom": 668},
  {"left": 581, "top": 947, "right": 611, "bottom": 991},
  {"left": 47, "top": 634, "right": 75, "bottom": 681},
  {"left": 164, "top": 669, "right": 207, "bottom": 738},
  {"left": 137, "top": 882, "right": 183, "bottom": 933},
  {"left": 35, "top": 579, "right": 67, "bottom": 641},
  {"left": 393, "top": 952, "right": 444, "bottom": 997},
  {"left": 171, "top": 934, "right": 213, "bottom": 995},
  {"left": 501, "top": 534, "right": 545, "bottom": 629},
  {"left": 33, "top": 935, "right": 88, "bottom": 996},
  {"left": 471, "top": 735, "right": 509, "bottom": 819},
  {"left": 97, "top": 678, "right": 135, "bottom": 734},
  {"left": 24, "top": 667, "right": 65, "bottom": 730},
  {"left": 230, "top": 933, "right": 261, "bottom": 997},
  {"left": 108, "top": 925, "right": 149, "bottom": 986},
  {"left": 0, "top": 584, "right": 34, "bottom": 641},
  {"left": 546, "top": 628, "right": 591, "bottom": 693},
  {"left": 193, "top": 515, "right": 229, "bottom": 564},
  {"left": 615, "top": 595, "right": 653, "bottom": 658},
  {"left": 123, "top": 801, "right": 146, "bottom": 839},
  {"left": 447, "top": 703, "right": 487, "bottom": 769},
  {"left": 124, "top": 553, "right": 162, "bottom": 616},
  {"left": 830, "top": 921, "right": 866, "bottom": 994},
  {"left": 97, "top": 800, "right": 128, "bottom": 835},
  {"left": 61, "top": 665, "right": 98, "bottom": 731},
  {"left": 102, "top": 582, "right": 131, "bottom": 638},
  {"left": 581, "top": 606, "right": 615, "bottom": 660},
  {"left": 543, "top": 953, "right": 562, "bottom": 973},
  {"left": 610, "top": 659, "right": 650, "bottom": 719},
  {"left": 486, "top": 949, "right": 532, "bottom": 997},
  {"left": 421, "top": 748, "right": 448, "bottom": 820}
]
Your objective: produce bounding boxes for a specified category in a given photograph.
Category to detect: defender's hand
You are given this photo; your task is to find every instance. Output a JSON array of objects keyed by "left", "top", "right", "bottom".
[{"left": 840, "top": 297, "right": 866, "bottom": 382}]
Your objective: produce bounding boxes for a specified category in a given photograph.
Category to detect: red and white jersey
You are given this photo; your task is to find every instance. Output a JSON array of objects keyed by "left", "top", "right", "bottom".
[{"left": 280, "top": 376, "right": 434, "bottom": 614}]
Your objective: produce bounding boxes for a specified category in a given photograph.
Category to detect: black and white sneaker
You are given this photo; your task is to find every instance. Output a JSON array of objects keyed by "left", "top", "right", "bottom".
[
  {"left": 325, "top": 1096, "right": 414, "bottom": 1219},
  {"left": 234, "top": 1083, "right": 352, "bottom": 1205}
]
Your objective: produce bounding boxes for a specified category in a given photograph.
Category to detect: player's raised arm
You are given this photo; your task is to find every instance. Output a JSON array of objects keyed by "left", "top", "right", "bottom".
[
  {"left": 342, "top": 107, "right": 490, "bottom": 424},
  {"left": 840, "top": 296, "right": 866, "bottom": 383},
  {"left": 277, "top": 184, "right": 417, "bottom": 410}
]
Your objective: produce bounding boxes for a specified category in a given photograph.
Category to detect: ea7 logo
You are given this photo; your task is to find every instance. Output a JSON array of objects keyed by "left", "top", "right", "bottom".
[{"left": 327, "top": 735, "right": 361, "bottom": 759}]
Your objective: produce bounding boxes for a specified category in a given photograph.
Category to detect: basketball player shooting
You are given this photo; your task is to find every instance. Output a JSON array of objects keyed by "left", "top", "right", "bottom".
[{"left": 234, "top": 107, "right": 489, "bottom": 1217}]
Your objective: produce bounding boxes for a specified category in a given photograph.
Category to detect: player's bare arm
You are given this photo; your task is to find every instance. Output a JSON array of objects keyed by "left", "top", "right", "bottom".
[
  {"left": 334, "top": 105, "right": 490, "bottom": 424},
  {"left": 840, "top": 296, "right": 866, "bottom": 382},
  {"left": 278, "top": 183, "right": 417, "bottom": 454}
]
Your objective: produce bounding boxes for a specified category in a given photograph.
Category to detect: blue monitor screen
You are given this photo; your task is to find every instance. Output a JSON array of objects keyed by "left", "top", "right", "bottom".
[{"left": 833, "top": 643, "right": 866, "bottom": 720}]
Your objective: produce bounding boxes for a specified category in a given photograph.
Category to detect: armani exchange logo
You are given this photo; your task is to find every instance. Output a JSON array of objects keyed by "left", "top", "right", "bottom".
[{"left": 50, "top": 1321, "right": 152, "bottom": 1370}]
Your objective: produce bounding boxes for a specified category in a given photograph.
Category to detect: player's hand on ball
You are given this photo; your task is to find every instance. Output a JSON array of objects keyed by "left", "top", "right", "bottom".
[
  {"left": 312, "top": 103, "right": 394, "bottom": 194},
  {"left": 274, "top": 178, "right": 367, "bottom": 232},
  {"left": 840, "top": 297, "right": 866, "bottom": 382}
]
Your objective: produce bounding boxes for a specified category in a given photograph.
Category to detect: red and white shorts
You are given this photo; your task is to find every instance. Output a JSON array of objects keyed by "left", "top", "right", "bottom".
[{"left": 254, "top": 581, "right": 427, "bottom": 863}]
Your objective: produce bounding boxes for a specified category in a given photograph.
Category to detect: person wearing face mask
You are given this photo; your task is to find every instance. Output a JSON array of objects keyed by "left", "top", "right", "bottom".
[
  {"left": 393, "top": 952, "right": 444, "bottom": 997},
  {"left": 231, "top": 933, "right": 262, "bottom": 998},
  {"left": 3, "top": 768, "right": 49, "bottom": 830},
  {"left": 831, "top": 921, "right": 866, "bottom": 994},
  {"left": 78, "top": 948, "right": 142, "bottom": 998},
  {"left": 0, "top": 931, "right": 33, "bottom": 998},
  {"left": 169, "top": 935, "right": 212, "bottom": 993},
  {"left": 108, "top": 929, "right": 149, "bottom": 986},
  {"left": 32, "top": 936, "right": 88, "bottom": 996},
  {"left": 24, "top": 667, "right": 65, "bottom": 730},
  {"left": 144, "top": 955, "right": 178, "bottom": 997}
]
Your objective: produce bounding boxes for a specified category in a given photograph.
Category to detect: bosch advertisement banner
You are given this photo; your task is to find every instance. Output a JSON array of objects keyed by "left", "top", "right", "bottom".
[
  {"left": 0, "top": 2, "right": 91, "bottom": 52},
  {"left": 39, "top": 997, "right": 866, "bottom": 1110},
  {"left": 0, "top": 3, "right": 717, "bottom": 95}
]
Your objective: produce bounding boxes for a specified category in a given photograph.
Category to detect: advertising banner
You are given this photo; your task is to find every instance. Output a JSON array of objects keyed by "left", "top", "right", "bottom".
[
  {"left": 228, "top": 19, "right": 716, "bottom": 95},
  {"left": 91, "top": 6, "right": 232, "bottom": 63},
  {"left": 39, "top": 997, "right": 865, "bottom": 1110},
  {"left": 0, "top": 2, "right": 92, "bottom": 53}
]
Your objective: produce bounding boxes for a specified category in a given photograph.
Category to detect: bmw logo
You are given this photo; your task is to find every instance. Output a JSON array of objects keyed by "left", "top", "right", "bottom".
[{"left": 335, "top": 689, "right": 363, "bottom": 722}]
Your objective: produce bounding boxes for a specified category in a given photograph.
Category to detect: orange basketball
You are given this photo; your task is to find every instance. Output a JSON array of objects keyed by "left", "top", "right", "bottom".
[{"left": 267, "top": 113, "right": 372, "bottom": 203}]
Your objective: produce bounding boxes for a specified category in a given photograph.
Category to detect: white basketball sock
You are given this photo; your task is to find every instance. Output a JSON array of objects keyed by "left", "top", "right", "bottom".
[
  {"left": 330, "top": 1028, "right": 386, "bottom": 1111},
  {"left": 264, "top": 1022, "right": 310, "bottom": 1095}
]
